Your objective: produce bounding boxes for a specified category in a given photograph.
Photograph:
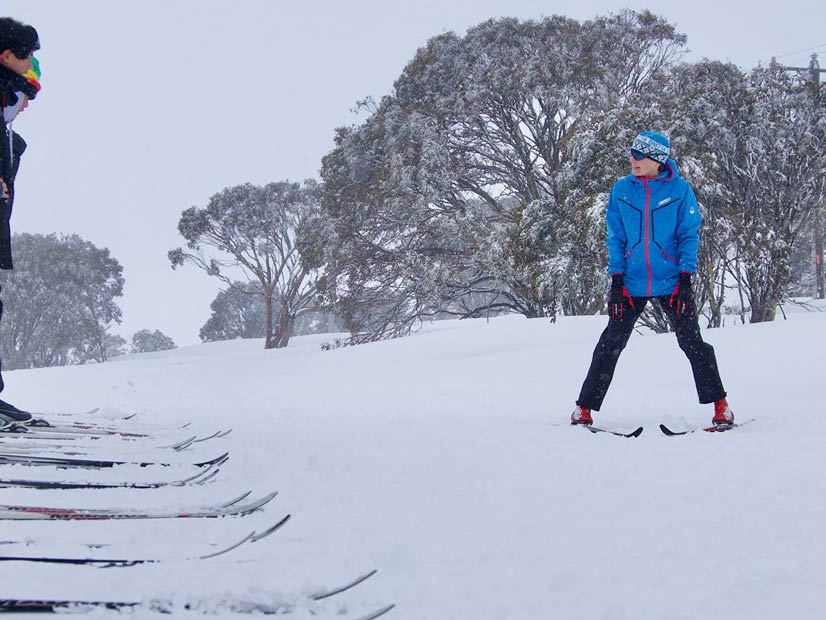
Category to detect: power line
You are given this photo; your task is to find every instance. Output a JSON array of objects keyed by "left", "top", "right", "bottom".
[
  {"left": 774, "top": 42, "right": 826, "bottom": 59},
  {"left": 791, "top": 52, "right": 818, "bottom": 67}
]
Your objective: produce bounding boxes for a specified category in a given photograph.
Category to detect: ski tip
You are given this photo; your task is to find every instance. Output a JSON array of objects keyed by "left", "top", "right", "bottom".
[
  {"left": 235, "top": 491, "right": 279, "bottom": 516},
  {"left": 221, "top": 491, "right": 253, "bottom": 508},
  {"left": 161, "top": 435, "right": 197, "bottom": 450},
  {"left": 353, "top": 603, "right": 396, "bottom": 620},
  {"left": 250, "top": 514, "right": 291, "bottom": 543},
  {"left": 582, "top": 424, "right": 643, "bottom": 438},
  {"left": 192, "top": 468, "right": 221, "bottom": 486},
  {"left": 311, "top": 569, "right": 379, "bottom": 601},
  {"left": 192, "top": 430, "right": 222, "bottom": 443},
  {"left": 198, "top": 530, "right": 257, "bottom": 560},
  {"left": 659, "top": 423, "right": 690, "bottom": 436},
  {"left": 194, "top": 452, "right": 229, "bottom": 468}
]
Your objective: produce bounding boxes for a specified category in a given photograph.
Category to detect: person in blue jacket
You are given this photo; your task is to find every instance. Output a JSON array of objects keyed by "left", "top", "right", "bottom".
[{"left": 571, "top": 131, "right": 733, "bottom": 428}]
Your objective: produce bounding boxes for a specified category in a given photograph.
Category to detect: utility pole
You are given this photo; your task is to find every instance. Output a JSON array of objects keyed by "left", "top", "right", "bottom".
[{"left": 772, "top": 54, "right": 826, "bottom": 299}]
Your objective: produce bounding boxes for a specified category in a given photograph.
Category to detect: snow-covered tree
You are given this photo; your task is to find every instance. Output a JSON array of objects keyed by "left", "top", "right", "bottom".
[
  {"left": 663, "top": 61, "right": 826, "bottom": 323},
  {"left": 315, "top": 11, "right": 687, "bottom": 343},
  {"left": 169, "top": 181, "right": 322, "bottom": 349},
  {"left": 86, "top": 333, "right": 127, "bottom": 362},
  {"left": 199, "top": 283, "right": 267, "bottom": 342},
  {"left": 198, "top": 281, "right": 343, "bottom": 343},
  {"left": 131, "top": 329, "right": 176, "bottom": 353},
  {"left": 0, "top": 233, "right": 125, "bottom": 368}
]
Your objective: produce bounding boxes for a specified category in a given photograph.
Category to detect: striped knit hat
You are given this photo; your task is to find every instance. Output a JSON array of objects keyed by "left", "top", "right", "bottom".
[
  {"left": 23, "top": 55, "right": 40, "bottom": 95},
  {"left": 630, "top": 131, "right": 670, "bottom": 164}
]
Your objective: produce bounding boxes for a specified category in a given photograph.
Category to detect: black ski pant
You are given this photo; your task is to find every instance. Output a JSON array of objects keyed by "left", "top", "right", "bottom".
[
  {"left": 576, "top": 295, "right": 726, "bottom": 411},
  {"left": 0, "top": 281, "right": 4, "bottom": 392}
]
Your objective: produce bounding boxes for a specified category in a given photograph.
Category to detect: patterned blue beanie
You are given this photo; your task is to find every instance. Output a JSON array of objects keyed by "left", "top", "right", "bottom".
[{"left": 630, "top": 131, "right": 670, "bottom": 164}]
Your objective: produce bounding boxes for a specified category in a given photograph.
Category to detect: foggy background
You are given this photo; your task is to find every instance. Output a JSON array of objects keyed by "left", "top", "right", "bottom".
[{"left": 4, "top": 0, "right": 824, "bottom": 345}]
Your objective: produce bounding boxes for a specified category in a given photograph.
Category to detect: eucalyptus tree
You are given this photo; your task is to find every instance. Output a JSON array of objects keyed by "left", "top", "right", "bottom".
[
  {"left": 170, "top": 180, "right": 320, "bottom": 349},
  {"left": 316, "top": 11, "right": 687, "bottom": 343},
  {"left": 0, "top": 233, "right": 124, "bottom": 368},
  {"left": 132, "top": 329, "right": 176, "bottom": 353},
  {"left": 663, "top": 62, "right": 826, "bottom": 323},
  {"left": 199, "top": 282, "right": 268, "bottom": 342}
]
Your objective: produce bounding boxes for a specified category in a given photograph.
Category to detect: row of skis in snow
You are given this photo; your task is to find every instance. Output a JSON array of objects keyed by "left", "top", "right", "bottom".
[{"left": 0, "top": 405, "right": 394, "bottom": 619}]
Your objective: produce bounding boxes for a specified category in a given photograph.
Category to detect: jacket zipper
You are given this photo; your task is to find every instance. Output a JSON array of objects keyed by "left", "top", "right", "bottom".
[{"left": 643, "top": 179, "right": 652, "bottom": 296}]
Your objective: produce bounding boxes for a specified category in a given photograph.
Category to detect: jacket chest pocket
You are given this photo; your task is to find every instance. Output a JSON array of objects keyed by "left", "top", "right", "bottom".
[
  {"left": 650, "top": 199, "right": 679, "bottom": 250},
  {"left": 617, "top": 197, "right": 644, "bottom": 249}
]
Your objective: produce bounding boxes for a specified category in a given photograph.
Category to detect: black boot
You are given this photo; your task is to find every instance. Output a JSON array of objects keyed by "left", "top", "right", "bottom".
[{"left": 0, "top": 398, "right": 32, "bottom": 423}]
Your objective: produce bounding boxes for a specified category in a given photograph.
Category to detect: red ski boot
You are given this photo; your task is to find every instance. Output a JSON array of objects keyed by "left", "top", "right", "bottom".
[
  {"left": 570, "top": 406, "right": 593, "bottom": 425},
  {"left": 712, "top": 398, "right": 734, "bottom": 426}
]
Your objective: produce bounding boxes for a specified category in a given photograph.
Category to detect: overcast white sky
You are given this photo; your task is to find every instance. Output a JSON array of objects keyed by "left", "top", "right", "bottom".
[{"left": 3, "top": 0, "right": 825, "bottom": 346}]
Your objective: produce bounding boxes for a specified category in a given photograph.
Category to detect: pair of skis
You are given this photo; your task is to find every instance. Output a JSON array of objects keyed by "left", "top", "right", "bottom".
[
  {"left": 0, "top": 570, "right": 392, "bottom": 618},
  {"left": 0, "top": 449, "right": 229, "bottom": 469},
  {"left": 0, "top": 600, "right": 394, "bottom": 619},
  {"left": 0, "top": 514, "right": 291, "bottom": 566},
  {"left": 3, "top": 421, "right": 231, "bottom": 451},
  {"left": 0, "top": 489, "right": 277, "bottom": 521},
  {"left": 580, "top": 418, "right": 754, "bottom": 438},
  {"left": 0, "top": 458, "right": 223, "bottom": 489},
  {"left": 0, "top": 571, "right": 394, "bottom": 619}
]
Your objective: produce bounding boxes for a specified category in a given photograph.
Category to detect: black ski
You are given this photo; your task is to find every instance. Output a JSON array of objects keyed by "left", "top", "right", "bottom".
[
  {"left": 659, "top": 423, "right": 691, "bottom": 436},
  {"left": 0, "top": 451, "right": 228, "bottom": 470},
  {"left": 581, "top": 424, "right": 644, "bottom": 438},
  {"left": 0, "top": 490, "right": 276, "bottom": 521},
  {"left": 22, "top": 407, "right": 101, "bottom": 418},
  {"left": 0, "top": 600, "right": 394, "bottom": 618},
  {"left": 0, "top": 515, "right": 290, "bottom": 566},
  {"left": 0, "top": 599, "right": 139, "bottom": 612},
  {"left": 1, "top": 430, "right": 198, "bottom": 451},
  {"left": 311, "top": 569, "right": 378, "bottom": 600},
  {"left": 21, "top": 420, "right": 150, "bottom": 438},
  {"left": 0, "top": 569, "right": 393, "bottom": 618},
  {"left": 660, "top": 418, "right": 755, "bottom": 436},
  {"left": 0, "top": 460, "right": 221, "bottom": 489}
]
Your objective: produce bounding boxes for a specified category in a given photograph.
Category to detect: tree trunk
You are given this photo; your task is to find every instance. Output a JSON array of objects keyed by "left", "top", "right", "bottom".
[
  {"left": 272, "top": 306, "right": 295, "bottom": 349},
  {"left": 263, "top": 291, "right": 275, "bottom": 349}
]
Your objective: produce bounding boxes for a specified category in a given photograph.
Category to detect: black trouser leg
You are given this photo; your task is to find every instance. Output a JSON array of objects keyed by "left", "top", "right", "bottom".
[
  {"left": 0, "top": 281, "right": 4, "bottom": 393},
  {"left": 576, "top": 298, "right": 647, "bottom": 411},
  {"left": 655, "top": 296, "right": 726, "bottom": 404}
]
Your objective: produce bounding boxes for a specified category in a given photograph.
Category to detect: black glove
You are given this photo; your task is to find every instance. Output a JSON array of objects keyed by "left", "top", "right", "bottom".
[
  {"left": 607, "top": 275, "right": 634, "bottom": 320},
  {"left": 670, "top": 272, "right": 695, "bottom": 316}
]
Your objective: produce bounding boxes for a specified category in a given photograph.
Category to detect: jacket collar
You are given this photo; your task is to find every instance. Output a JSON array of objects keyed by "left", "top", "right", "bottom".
[
  {"left": 629, "top": 159, "right": 677, "bottom": 184},
  {"left": 0, "top": 65, "right": 34, "bottom": 101}
]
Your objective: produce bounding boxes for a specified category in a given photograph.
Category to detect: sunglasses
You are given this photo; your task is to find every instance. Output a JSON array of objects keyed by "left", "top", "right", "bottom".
[{"left": 629, "top": 149, "right": 647, "bottom": 161}]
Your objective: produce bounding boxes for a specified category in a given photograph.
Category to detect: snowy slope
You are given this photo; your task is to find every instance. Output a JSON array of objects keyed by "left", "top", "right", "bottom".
[{"left": 3, "top": 305, "right": 826, "bottom": 619}]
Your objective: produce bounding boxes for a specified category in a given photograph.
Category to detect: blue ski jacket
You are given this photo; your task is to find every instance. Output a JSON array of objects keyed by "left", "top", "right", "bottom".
[{"left": 605, "top": 158, "right": 701, "bottom": 297}]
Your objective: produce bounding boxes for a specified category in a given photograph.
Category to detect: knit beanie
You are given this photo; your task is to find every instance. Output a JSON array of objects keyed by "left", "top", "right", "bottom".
[
  {"left": 23, "top": 55, "right": 40, "bottom": 96},
  {"left": 630, "top": 131, "right": 670, "bottom": 164}
]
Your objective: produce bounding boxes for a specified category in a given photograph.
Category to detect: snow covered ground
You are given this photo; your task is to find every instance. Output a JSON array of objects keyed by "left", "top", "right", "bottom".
[{"left": 3, "top": 303, "right": 826, "bottom": 619}]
